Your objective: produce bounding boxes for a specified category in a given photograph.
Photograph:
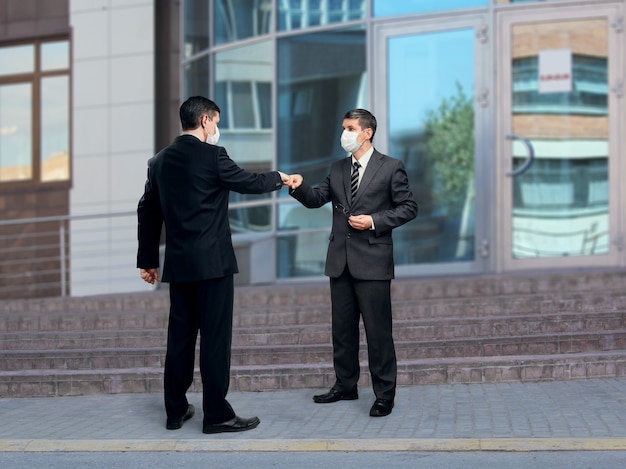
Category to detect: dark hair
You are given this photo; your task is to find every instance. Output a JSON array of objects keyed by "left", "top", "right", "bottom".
[
  {"left": 179, "top": 96, "right": 221, "bottom": 131},
  {"left": 343, "top": 108, "right": 377, "bottom": 142}
]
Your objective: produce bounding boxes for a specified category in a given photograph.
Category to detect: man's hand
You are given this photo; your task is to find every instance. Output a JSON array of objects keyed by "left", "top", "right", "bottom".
[
  {"left": 288, "top": 174, "right": 303, "bottom": 190},
  {"left": 348, "top": 214, "right": 373, "bottom": 231},
  {"left": 140, "top": 268, "right": 159, "bottom": 285},
  {"left": 278, "top": 171, "right": 290, "bottom": 185}
]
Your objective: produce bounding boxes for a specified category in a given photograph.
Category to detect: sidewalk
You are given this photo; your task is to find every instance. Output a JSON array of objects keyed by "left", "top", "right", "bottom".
[{"left": 2, "top": 378, "right": 626, "bottom": 452}]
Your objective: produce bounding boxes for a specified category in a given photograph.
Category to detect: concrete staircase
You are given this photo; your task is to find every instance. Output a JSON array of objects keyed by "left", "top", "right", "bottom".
[{"left": 1, "top": 269, "right": 626, "bottom": 397}]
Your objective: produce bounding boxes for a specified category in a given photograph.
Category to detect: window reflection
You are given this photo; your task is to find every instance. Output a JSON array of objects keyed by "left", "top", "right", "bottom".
[
  {"left": 41, "top": 41, "right": 69, "bottom": 71},
  {"left": 278, "top": 0, "right": 365, "bottom": 31},
  {"left": 229, "top": 202, "right": 272, "bottom": 234},
  {"left": 276, "top": 28, "right": 365, "bottom": 277},
  {"left": 183, "top": 0, "right": 209, "bottom": 58},
  {"left": 41, "top": 76, "right": 70, "bottom": 182},
  {"left": 277, "top": 202, "right": 332, "bottom": 277},
  {"left": 0, "top": 44, "right": 34, "bottom": 76},
  {"left": 183, "top": 55, "right": 209, "bottom": 98},
  {"left": 388, "top": 29, "right": 476, "bottom": 264},
  {"left": 513, "top": 56, "right": 607, "bottom": 114},
  {"left": 373, "top": 0, "right": 487, "bottom": 17},
  {"left": 214, "top": 41, "right": 275, "bottom": 209},
  {"left": 277, "top": 29, "right": 366, "bottom": 184},
  {"left": 510, "top": 19, "right": 609, "bottom": 258},
  {"left": 215, "top": 0, "right": 272, "bottom": 45},
  {"left": 215, "top": 40, "right": 272, "bottom": 131},
  {"left": 0, "top": 84, "right": 32, "bottom": 181}
]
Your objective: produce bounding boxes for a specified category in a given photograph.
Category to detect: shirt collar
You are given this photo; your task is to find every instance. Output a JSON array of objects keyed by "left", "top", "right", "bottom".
[{"left": 353, "top": 146, "right": 374, "bottom": 169}]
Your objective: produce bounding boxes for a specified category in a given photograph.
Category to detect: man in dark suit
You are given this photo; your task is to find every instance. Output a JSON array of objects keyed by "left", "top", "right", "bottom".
[
  {"left": 288, "top": 108, "right": 417, "bottom": 417},
  {"left": 137, "top": 96, "right": 289, "bottom": 434}
]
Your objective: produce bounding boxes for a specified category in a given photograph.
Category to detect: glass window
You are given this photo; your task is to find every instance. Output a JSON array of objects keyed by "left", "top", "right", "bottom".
[
  {"left": 0, "top": 83, "right": 32, "bottom": 181},
  {"left": 41, "top": 41, "right": 70, "bottom": 71},
  {"left": 277, "top": 29, "right": 366, "bottom": 185},
  {"left": 214, "top": 41, "right": 275, "bottom": 213},
  {"left": 183, "top": 0, "right": 209, "bottom": 58},
  {"left": 276, "top": 28, "right": 366, "bottom": 277},
  {"left": 279, "top": 0, "right": 365, "bottom": 32},
  {"left": 229, "top": 203, "right": 273, "bottom": 234},
  {"left": 509, "top": 18, "right": 609, "bottom": 258},
  {"left": 0, "top": 40, "right": 70, "bottom": 184},
  {"left": 373, "top": 0, "right": 487, "bottom": 17},
  {"left": 387, "top": 28, "right": 476, "bottom": 264},
  {"left": 215, "top": 40, "right": 273, "bottom": 131},
  {"left": 277, "top": 202, "right": 332, "bottom": 277},
  {"left": 41, "top": 76, "right": 70, "bottom": 182},
  {"left": 0, "top": 44, "right": 35, "bottom": 76},
  {"left": 183, "top": 55, "right": 210, "bottom": 98},
  {"left": 215, "top": 0, "right": 272, "bottom": 45}
]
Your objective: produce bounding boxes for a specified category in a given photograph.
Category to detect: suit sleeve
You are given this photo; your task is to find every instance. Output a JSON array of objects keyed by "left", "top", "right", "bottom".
[
  {"left": 136, "top": 164, "right": 163, "bottom": 269},
  {"left": 216, "top": 147, "right": 283, "bottom": 193},
  {"left": 371, "top": 160, "right": 418, "bottom": 235},
  {"left": 289, "top": 174, "right": 331, "bottom": 208}
]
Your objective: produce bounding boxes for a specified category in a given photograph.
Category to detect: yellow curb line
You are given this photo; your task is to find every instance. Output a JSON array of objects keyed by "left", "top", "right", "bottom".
[{"left": 2, "top": 438, "right": 626, "bottom": 452}]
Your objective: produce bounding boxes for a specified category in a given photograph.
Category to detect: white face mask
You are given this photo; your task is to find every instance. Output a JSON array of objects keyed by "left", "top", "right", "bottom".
[
  {"left": 340, "top": 130, "right": 364, "bottom": 153},
  {"left": 206, "top": 125, "right": 220, "bottom": 145}
]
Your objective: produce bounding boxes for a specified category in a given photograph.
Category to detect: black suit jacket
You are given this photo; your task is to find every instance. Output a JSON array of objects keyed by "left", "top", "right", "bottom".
[
  {"left": 290, "top": 149, "right": 417, "bottom": 280},
  {"left": 137, "top": 134, "right": 283, "bottom": 282}
]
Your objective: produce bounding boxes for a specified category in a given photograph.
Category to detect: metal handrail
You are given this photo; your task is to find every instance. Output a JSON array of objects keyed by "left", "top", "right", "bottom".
[{"left": 0, "top": 210, "right": 137, "bottom": 299}]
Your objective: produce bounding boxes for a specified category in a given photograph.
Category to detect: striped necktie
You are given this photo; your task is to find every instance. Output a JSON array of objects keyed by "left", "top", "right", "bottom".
[{"left": 350, "top": 161, "right": 361, "bottom": 201}]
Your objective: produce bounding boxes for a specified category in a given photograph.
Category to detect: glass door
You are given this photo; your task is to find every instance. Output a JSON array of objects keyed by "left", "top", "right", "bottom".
[
  {"left": 372, "top": 14, "right": 491, "bottom": 276},
  {"left": 496, "top": 3, "right": 623, "bottom": 271}
]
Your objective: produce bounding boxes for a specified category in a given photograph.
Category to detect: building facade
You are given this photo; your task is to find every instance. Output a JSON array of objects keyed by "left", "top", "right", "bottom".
[{"left": 0, "top": 0, "right": 624, "bottom": 298}]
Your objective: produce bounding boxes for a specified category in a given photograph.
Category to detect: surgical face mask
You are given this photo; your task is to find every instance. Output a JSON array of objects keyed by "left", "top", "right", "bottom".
[
  {"left": 340, "top": 130, "right": 364, "bottom": 153},
  {"left": 206, "top": 125, "right": 220, "bottom": 145}
]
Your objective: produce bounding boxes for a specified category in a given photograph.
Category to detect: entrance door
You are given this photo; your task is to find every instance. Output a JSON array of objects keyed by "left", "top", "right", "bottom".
[
  {"left": 372, "top": 14, "right": 491, "bottom": 276},
  {"left": 496, "top": 3, "right": 624, "bottom": 271}
]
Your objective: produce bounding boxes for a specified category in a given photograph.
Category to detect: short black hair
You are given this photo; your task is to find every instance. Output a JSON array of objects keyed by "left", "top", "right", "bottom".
[
  {"left": 343, "top": 108, "right": 377, "bottom": 142},
  {"left": 179, "top": 96, "right": 221, "bottom": 131}
]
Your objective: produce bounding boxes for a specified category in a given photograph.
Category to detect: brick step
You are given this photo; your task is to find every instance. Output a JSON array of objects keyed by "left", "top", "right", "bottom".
[
  {"left": 0, "top": 329, "right": 168, "bottom": 351},
  {"left": 2, "top": 269, "right": 626, "bottom": 317},
  {"left": 2, "top": 289, "right": 626, "bottom": 333},
  {"left": 2, "top": 310, "right": 625, "bottom": 351},
  {"left": 232, "top": 330, "right": 626, "bottom": 365},
  {"left": 2, "top": 350, "right": 625, "bottom": 397},
  {"left": 3, "top": 330, "right": 626, "bottom": 372}
]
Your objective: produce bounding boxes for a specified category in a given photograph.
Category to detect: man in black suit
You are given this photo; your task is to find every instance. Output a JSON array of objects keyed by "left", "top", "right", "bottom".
[
  {"left": 288, "top": 109, "right": 417, "bottom": 417},
  {"left": 137, "top": 96, "right": 289, "bottom": 434}
]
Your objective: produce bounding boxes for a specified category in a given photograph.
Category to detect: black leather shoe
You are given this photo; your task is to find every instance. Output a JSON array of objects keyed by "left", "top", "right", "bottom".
[
  {"left": 202, "top": 415, "right": 260, "bottom": 434},
  {"left": 369, "top": 398, "right": 394, "bottom": 417},
  {"left": 313, "top": 388, "right": 358, "bottom": 404},
  {"left": 166, "top": 404, "right": 195, "bottom": 430}
]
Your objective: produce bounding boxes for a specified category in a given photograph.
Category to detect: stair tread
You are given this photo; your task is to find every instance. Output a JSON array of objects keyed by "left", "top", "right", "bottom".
[{"left": 2, "top": 349, "right": 625, "bottom": 376}]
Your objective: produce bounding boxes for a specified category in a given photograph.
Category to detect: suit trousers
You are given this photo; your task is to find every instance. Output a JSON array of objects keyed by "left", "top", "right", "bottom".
[
  {"left": 164, "top": 275, "right": 237, "bottom": 425},
  {"left": 329, "top": 267, "right": 397, "bottom": 401}
]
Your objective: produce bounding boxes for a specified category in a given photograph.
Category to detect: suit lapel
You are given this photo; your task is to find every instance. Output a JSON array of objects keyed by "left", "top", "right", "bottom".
[
  {"left": 352, "top": 150, "right": 383, "bottom": 206},
  {"left": 343, "top": 157, "right": 353, "bottom": 202}
]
